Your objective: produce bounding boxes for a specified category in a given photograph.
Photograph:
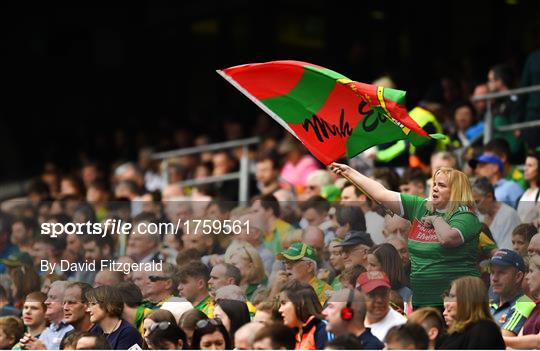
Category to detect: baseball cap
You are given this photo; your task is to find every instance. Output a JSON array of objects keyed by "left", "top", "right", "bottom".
[
  {"left": 356, "top": 271, "right": 391, "bottom": 293},
  {"left": 468, "top": 154, "right": 504, "bottom": 173},
  {"left": 334, "top": 231, "right": 374, "bottom": 249},
  {"left": 0, "top": 252, "right": 33, "bottom": 267},
  {"left": 490, "top": 249, "right": 527, "bottom": 272},
  {"left": 277, "top": 242, "right": 318, "bottom": 262}
]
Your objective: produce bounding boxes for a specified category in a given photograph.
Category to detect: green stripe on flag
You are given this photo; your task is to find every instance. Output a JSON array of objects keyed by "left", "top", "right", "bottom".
[
  {"left": 261, "top": 66, "right": 343, "bottom": 124},
  {"left": 382, "top": 87, "right": 406, "bottom": 105}
]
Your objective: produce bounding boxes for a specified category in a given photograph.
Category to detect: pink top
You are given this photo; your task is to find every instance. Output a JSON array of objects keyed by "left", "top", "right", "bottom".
[{"left": 280, "top": 155, "right": 320, "bottom": 187}]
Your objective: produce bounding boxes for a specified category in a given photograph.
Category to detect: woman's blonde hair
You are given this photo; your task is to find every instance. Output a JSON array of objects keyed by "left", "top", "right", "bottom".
[
  {"left": 426, "top": 167, "right": 475, "bottom": 215},
  {"left": 449, "top": 276, "right": 493, "bottom": 334},
  {"left": 225, "top": 241, "right": 266, "bottom": 284}
]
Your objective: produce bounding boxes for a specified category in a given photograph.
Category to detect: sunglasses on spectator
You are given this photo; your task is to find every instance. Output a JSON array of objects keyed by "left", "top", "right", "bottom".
[
  {"left": 149, "top": 321, "right": 171, "bottom": 333},
  {"left": 196, "top": 318, "right": 223, "bottom": 329},
  {"left": 149, "top": 275, "right": 170, "bottom": 282}
]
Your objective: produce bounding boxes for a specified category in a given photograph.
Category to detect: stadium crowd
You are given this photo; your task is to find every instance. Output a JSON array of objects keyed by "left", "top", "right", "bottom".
[{"left": 0, "top": 55, "right": 539, "bottom": 350}]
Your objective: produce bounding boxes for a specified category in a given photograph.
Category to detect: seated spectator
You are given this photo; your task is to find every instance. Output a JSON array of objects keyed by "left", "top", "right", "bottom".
[
  {"left": 469, "top": 153, "right": 524, "bottom": 207},
  {"left": 253, "top": 301, "right": 276, "bottom": 325},
  {"left": 473, "top": 177, "right": 521, "bottom": 250},
  {"left": 146, "top": 320, "right": 187, "bottom": 350},
  {"left": 179, "top": 309, "right": 209, "bottom": 348},
  {"left": 134, "top": 263, "right": 179, "bottom": 308},
  {"left": 0, "top": 316, "right": 24, "bottom": 350},
  {"left": 530, "top": 234, "right": 540, "bottom": 257},
  {"left": 356, "top": 271, "right": 406, "bottom": 341},
  {"left": 250, "top": 193, "right": 293, "bottom": 255},
  {"left": 440, "top": 276, "right": 505, "bottom": 349},
  {"left": 213, "top": 299, "right": 251, "bottom": 348},
  {"left": 512, "top": 223, "right": 537, "bottom": 258},
  {"left": 252, "top": 323, "right": 296, "bottom": 350},
  {"left": 142, "top": 309, "right": 183, "bottom": 349},
  {"left": 235, "top": 212, "right": 275, "bottom": 274},
  {"left": 327, "top": 238, "right": 345, "bottom": 290},
  {"left": 408, "top": 307, "right": 447, "bottom": 349},
  {"left": 208, "top": 263, "right": 241, "bottom": 298},
  {"left": 503, "top": 255, "right": 540, "bottom": 349},
  {"left": 339, "top": 182, "right": 384, "bottom": 243},
  {"left": 116, "top": 281, "right": 152, "bottom": 335},
  {"left": 86, "top": 285, "right": 142, "bottom": 349},
  {"left": 21, "top": 292, "right": 47, "bottom": 338},
  {"left": 177, "top": 261, "right": 213, "bottom": 317},
  {"left": 277, "top": 243, "right": 333, "bottom": 305},
  {"left": 399, "top": 168, "right": 427, "bottom": 198},
  {"left": 0, "top": 285, "right": 19, "bottom": 317},
  {"left": 322, "top": 289, "right": 384, "bottom": 349},
  {"left": 75, "top": 332, "right": 111, "bottom": 350},
  {"left": 333, "top": 203, "right": 370, "bottom": 241},
  {"left": 489, "top": 249, "right": 536, "bottom": 336},
  {"left": 224, "top": 242, "right": 268, "bottom": 301},
  {"left": 93, "top": 269, "right": 124, "bottom": 287},
  {"left": 367, "top": 243, "right": 411, "bottom": 306},
  {"left": 384, "top": 322, "right": 429, "bottom": 350},
  {"left": 191, "top": 318, "right": 232, "bottom": 350},
  {"left": 335, "top": 231, "right": 374, "bottom": 270},
  {"left": 233, "top": 321, "right": 264, "bottom": 350},
  {"left": 278, "top": 280, "right": 328, "bottom": 350},
  {"left": 324, "top": 334, "right": 363, "bottom": 350},
  {"left": 338, "top": 265, "right": 366, "bottom": 290},
  {"left": 302, "top": 170, "right": 333, "bottom": 200},
  {"left": 61, "top": 330, "right": 84, "bottom": 350},
  {"left": 517, "top": 150, "right": 540, "bottom": 222}
]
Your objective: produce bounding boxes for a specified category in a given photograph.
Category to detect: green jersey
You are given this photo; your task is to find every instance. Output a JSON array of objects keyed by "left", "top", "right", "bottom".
[{"left": 401, "top": 193, "right": 481, "bottom": 308}]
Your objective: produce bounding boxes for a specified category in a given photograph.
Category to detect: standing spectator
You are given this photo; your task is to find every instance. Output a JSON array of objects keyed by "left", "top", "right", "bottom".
[
  {"left": 440, "top": 276, "right": 505, "bottom": 349},
  {"left": 0, "top": 316, "right": 24, "bottom": 349},
  {"left": 322, "top": 289, "right": 384, "bottom": 349},
  {"left": 277, "top": 243, "right": 332, "bottom": 306},
  {"left": 517, "top": 151, "right": 540, "bottom": 222},
  {"left": 331, "top": 163, "right": 482, "bottom": 309},
  {"left": 213, "top": 299, "right": 251, "bottom": 348},
  {"left": 469, "top": 153, "right": 524, "bottom": 207},
  {"left": 489, "top": 249, "right": 535, "bottom": 336},
  {"left": 278, "top": 281, "right": 327, "bottom": 350},
  {"left": 472, "top": 177, "right": 521, "bottom": 250},
  {"left": 356, "top": 271, "right": 406, "bottom": 341},
  {"left": 86, "top": 285, "right": 142, "bottom": 349},
  {"left": 191, "top": 318, "right": 232, "bottom": 350}
]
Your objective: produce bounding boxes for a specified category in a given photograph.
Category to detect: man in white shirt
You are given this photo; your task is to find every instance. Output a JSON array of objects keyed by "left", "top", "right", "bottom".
[
  {"left": 472, "top": 177, "right": 521, "bottom": 250},
  {"left": 356, "top": 271, "right": 406, "bottom": 341}
]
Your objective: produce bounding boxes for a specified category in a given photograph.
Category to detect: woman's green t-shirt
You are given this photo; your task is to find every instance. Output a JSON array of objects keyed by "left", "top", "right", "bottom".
[{"left": 400, "top": 193, "right": 481, "bottom": 308}]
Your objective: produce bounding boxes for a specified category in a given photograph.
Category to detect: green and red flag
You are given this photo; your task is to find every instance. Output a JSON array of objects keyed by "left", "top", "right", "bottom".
[{"left": 218, "top": 60, "right": 444, "bottom": 165}]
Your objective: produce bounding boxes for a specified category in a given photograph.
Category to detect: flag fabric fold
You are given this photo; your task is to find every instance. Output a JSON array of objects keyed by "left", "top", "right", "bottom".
[{"left": 218, "top": 60, "right": 444, "bottom": 165}]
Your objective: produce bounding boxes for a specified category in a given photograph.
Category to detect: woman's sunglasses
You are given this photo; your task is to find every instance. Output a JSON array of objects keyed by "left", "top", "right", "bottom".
[{"left": 196, "top": 318, "right": 223, "bottom": 329}]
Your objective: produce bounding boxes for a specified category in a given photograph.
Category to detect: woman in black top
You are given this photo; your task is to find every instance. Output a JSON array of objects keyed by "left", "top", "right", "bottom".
[{"left": 440, "top": 276, "right": 505, "bottom": 349}]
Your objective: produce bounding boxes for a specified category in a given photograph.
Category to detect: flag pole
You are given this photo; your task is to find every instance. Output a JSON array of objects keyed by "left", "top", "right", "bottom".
[{"left": 339, "top": 173, "right": 395, "bottom": 217}]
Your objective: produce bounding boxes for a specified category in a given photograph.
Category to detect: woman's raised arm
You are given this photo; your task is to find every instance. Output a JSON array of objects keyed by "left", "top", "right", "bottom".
[{"left": 329, "top": 162, "right": 402, "bottom": 215}]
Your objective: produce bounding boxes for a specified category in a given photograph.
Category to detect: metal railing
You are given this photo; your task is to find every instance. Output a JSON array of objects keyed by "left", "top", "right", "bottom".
[
  {"left": 471, "top": 85, "right": 540, "bottom": 144},
  {"left": 152, "top": 137, "right": 260, "bottom": 203}
]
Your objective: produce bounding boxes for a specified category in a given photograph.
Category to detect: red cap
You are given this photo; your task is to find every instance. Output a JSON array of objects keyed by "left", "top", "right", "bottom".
[{"left": 356, "top": 271, "right": 391, "bottom": 293}]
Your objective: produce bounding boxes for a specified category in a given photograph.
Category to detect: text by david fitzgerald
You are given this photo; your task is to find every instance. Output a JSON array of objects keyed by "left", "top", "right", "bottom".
[{"left": 41, "top": 260, "right": 162, "bottom": 275}]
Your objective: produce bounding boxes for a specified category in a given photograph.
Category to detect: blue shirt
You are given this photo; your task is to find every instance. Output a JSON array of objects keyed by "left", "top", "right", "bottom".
[
  {"left": 357, "top": 328, "right": 385, "bottom": 350},
  {"left": 38, "top": 321, "right": 73, "bottom": 350},
  {"left": 89, "top": 319, "right": 142, "bottom": 350},
  {"left": 494, "top": 178, "right": 524, "bottom": 208}
]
